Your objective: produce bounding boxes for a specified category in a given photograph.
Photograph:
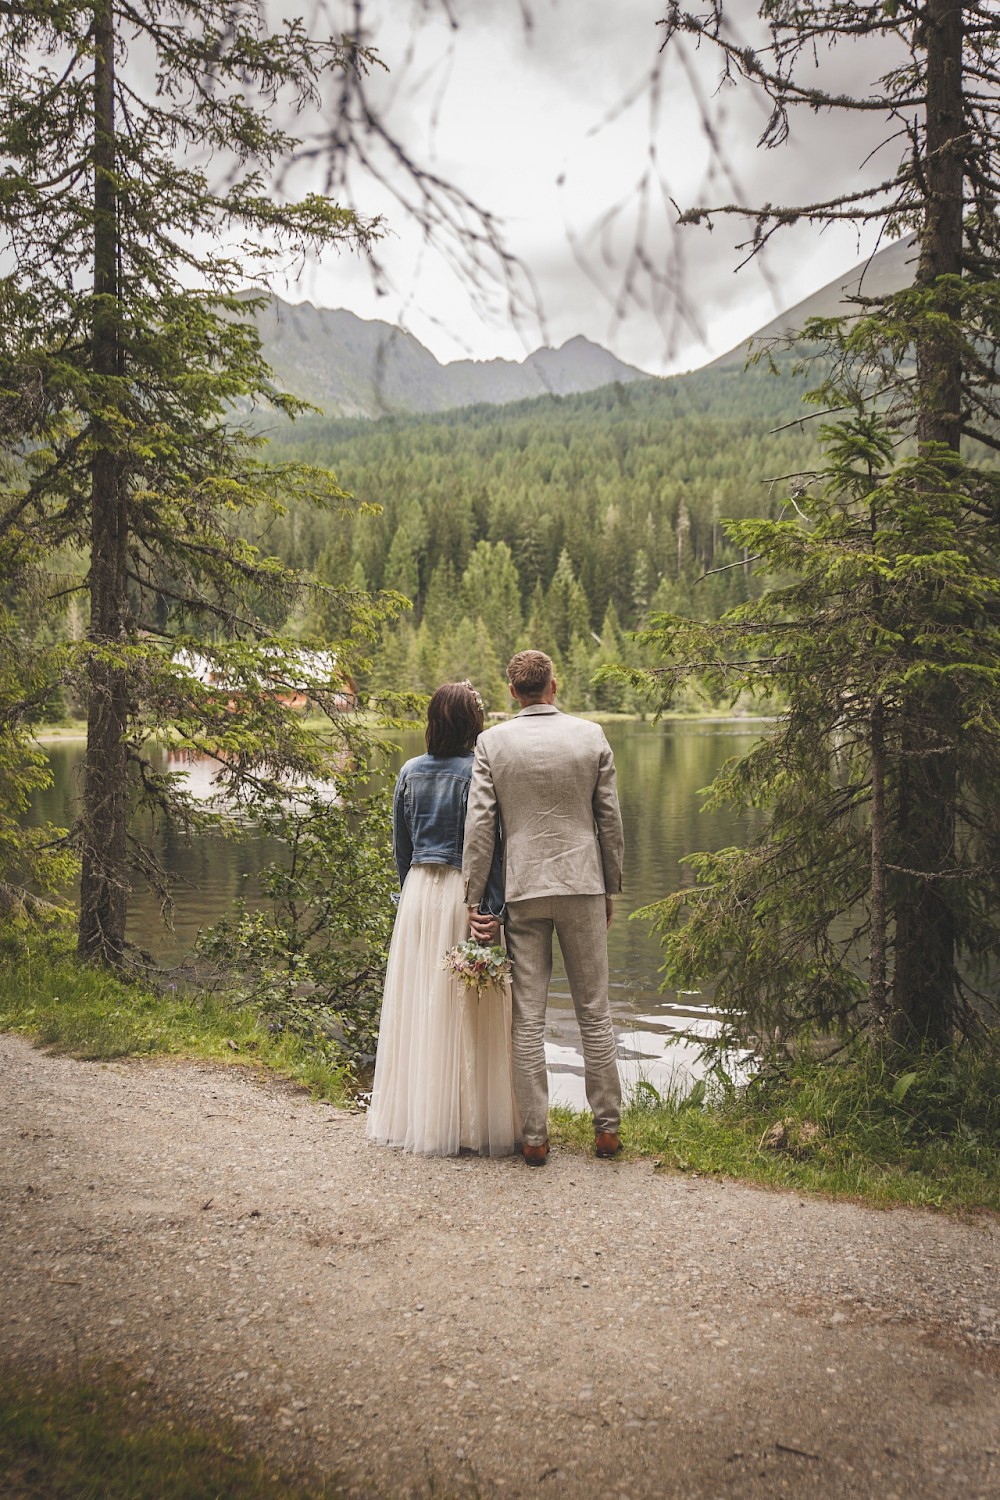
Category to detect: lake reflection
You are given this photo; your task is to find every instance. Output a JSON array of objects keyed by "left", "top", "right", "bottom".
[{"left": 32, "top": 719, "right": 765, "bottom": 1101}]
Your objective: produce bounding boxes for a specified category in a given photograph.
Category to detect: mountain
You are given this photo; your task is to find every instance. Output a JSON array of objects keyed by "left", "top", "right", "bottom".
[
  {"left": 710, "top": 233, "right": 919, "bottom": 367},
  {"left": 248, "top": 234, "right": 918, "bottom": 419},
  {"left": 248, "top": 297, "right": 650, "bottom": 419}
]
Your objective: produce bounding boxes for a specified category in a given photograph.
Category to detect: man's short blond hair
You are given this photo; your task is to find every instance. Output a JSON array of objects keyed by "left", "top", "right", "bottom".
[{"left": 506, "top": 649, "right": 554, "bottom": 698}]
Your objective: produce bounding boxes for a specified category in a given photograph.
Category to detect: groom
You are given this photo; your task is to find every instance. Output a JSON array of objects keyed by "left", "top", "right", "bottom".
[{"left": 463, "top": 649, "right": 624, "bottom": 1166}]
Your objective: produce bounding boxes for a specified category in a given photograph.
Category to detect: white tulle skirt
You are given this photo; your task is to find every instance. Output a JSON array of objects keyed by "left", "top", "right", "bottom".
[{"left": 366, "top": 863, "right": 519, "bottom": 1157}]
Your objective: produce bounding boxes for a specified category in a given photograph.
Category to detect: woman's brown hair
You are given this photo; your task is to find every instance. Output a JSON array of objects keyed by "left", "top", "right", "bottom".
[{"left": 425, "top": 681, "right": 484, "bottom": 757}]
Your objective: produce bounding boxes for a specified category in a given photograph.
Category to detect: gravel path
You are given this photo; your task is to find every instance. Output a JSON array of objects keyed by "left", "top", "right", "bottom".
[{"left": 2, "top": 1034, "right": 999, "bottom": 1499}]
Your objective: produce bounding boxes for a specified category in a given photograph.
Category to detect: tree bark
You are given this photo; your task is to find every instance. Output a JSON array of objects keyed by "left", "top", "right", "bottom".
[
  {"left": 892, "top": 0, "right": 964, "bottom": 1045},
  {"left": 78, "top": 0, "right": 130, "bottom": 966},
  {"left": 869, "top": 695, "right": 889, "bottom": 1030}
]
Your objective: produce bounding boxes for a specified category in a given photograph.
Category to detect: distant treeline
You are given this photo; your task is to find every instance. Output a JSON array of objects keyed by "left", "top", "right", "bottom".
[
  {"left": 24, "top": 359, "right": 828, "bottom": 722},
  {"left": 260, "top": 360, "right": 825, "bottom": 709}
]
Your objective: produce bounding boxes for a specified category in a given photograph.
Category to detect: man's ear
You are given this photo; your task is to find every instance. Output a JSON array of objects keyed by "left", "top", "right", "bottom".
[{"left": 508, "top": 682, "right": 518, "bottom": 702}]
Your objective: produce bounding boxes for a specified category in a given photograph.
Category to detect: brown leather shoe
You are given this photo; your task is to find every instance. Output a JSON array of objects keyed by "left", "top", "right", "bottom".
[
  {"left": 522, "top": 1141, "right": 549, "bottom": 1167},
  {"left": 595, "top": 1131, "right": 623, "bottom": 1158}
]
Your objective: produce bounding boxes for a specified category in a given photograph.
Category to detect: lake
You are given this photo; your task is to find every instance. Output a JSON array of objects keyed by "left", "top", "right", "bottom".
[{"left": 31, "top": 719, "right": 765, "bottom": 1105}]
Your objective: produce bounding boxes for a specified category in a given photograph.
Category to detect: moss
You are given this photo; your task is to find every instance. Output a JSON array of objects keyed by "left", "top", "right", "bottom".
[{"left": 0, "top": 1362, "right": 347, "bottom": 1498}]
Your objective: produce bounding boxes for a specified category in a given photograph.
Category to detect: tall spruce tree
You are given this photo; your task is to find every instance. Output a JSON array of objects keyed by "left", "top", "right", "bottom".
[
  {"left": 635, "top": 2, "right": 1000, "bottom": 1046},
  {"left": 0, "top": 2, "right": 398, "bottom": 967}
]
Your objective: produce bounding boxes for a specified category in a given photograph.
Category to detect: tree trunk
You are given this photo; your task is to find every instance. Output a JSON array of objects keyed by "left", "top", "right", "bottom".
[
  {"left": 892, "top": 0, "right": 964, "bottom": 1045},
  {"left": 78, "top": 0, "right": 130, "bottom": 966},
  {"left": 869, "top": 695, "right": 889, "bottom": 1030}
]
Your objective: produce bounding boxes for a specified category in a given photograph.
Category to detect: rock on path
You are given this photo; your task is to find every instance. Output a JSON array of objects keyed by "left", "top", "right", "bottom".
[{"left": 1, "top": 1034, "right": 999, "bottom": 1499}]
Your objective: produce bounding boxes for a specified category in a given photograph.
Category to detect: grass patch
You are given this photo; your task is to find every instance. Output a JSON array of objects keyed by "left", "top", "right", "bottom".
[
  {"left": 0, "top": 940, "right": 353, "bottom": 1106},
  {"left": 30, "top": 718, "right": 90, "bottom": 742},
  {"left": 0, "top": 1361, "right": 347, "bottom": 1499},
  {"left": 549, "top": 1044, "right": 1000, "bottom": 1214}
]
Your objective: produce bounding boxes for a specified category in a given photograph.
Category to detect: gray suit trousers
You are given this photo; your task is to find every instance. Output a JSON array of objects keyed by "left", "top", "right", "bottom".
[{"left": 504, "top": 894, "right": 622, "bottom": 1143}]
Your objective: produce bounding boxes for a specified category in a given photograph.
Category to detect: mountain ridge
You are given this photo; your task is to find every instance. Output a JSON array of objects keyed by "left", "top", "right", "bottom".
[
  {"left": 248, "top": 297, "right": 650, "bottom": 419},
  {"left": 248, "top": 234, "right": 919, "bottom": 420},
  {"left": 710, "top": 233, "right": 918, "bottom": 367}
]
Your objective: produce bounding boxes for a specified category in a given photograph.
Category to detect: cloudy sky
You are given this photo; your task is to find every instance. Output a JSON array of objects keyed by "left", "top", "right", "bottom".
[{"left": 277, "top": 1, "right": 902, "bottom": 376}]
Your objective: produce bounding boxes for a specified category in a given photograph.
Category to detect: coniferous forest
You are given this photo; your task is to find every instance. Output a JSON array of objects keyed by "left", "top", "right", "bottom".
[{"left": 260, "top": 359, "right": 823, "bottom": 711}]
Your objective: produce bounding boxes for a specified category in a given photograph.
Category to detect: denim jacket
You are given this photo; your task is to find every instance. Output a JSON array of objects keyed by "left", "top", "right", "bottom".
[{"left": 393, "top": 751, "right": 505, "bottom": 917}]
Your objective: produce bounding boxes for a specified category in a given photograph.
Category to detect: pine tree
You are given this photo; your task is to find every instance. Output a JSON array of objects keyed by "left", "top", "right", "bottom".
[
  {"left": 593, "top": 603, "right": 628, "bottom": 713},
  {"left": 546, "top": 548, "right": 592, "bottom": 658},
  {"left": 633, "top": 398, "right": 1000, "bottom": 1047},
  {"left": 641, "top": 1, "right": 1000, "bottom": 1046},
  {"left": 423, "top": 560, "right": 460, "bottom": 641},
  {"left": 305, "top": 537, "right": 354, "bottom": 640},
  {"left": 460, "top": 540, "right": 523, "bottom": 666},
  {"left": 0, "top": 3, "right": 396, "bottom": 966},
  {"left": 435, "top": 615, "right": 504, "bottom": 707},
  {"left": 631, "top": 549, "right": 652, "bottom": 628},
  {"left": 0, "top": 533, "right": 79, "bottom": 917},
  {"left": 383, "top": 527, "right": 421, "bottom": 610}
]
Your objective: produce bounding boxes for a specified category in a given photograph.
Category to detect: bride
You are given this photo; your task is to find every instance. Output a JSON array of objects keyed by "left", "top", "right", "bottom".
[{"left": 366, "top": 680, "right": 519, "bottom": 1157}]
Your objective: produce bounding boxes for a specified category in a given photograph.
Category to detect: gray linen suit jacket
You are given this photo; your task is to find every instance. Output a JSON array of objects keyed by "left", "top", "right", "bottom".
[{"left": 463, "top": 704, "right": 624, "bottom": 906}]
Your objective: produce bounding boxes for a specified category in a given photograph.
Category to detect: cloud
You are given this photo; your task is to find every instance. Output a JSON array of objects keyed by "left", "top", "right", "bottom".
[{"left": 285, "top": 2, "right": 910, "bottom": 374}]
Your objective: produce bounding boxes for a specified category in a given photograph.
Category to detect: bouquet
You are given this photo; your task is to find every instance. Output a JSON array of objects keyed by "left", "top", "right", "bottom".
[{"left": 442, "top": 939, "right": 513, "bottom": 998}]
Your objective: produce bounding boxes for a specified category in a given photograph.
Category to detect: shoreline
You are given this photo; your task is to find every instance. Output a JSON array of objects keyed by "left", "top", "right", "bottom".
[
  {"left": 4, "top": 947, "right": 999, "bottom": 1217},
  {"left": 31, "top": 708, "right": 776, "bottom": 746}
]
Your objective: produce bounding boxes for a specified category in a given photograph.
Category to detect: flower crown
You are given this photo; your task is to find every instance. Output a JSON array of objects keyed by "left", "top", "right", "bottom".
[{"left": 459, "top": 679, "right": 485, "bottom": 714}]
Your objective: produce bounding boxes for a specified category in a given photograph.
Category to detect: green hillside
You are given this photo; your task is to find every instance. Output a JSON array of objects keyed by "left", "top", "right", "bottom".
[{"left": 260, "top": 358, "right": 824, "bottom": 709}]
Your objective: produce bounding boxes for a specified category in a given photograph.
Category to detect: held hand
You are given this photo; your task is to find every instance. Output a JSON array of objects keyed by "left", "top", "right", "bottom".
[
  {"left": 469, "top": 907, "right": 500, "bottom": 944},
  {"left": 605, "top": 895, "right": 615, "bottom": 929}
]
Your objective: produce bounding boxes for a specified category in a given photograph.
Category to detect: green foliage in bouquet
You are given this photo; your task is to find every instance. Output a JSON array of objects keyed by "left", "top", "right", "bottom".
[{"left": 443, "top": 938, "right": 513, "bottom": 998}]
